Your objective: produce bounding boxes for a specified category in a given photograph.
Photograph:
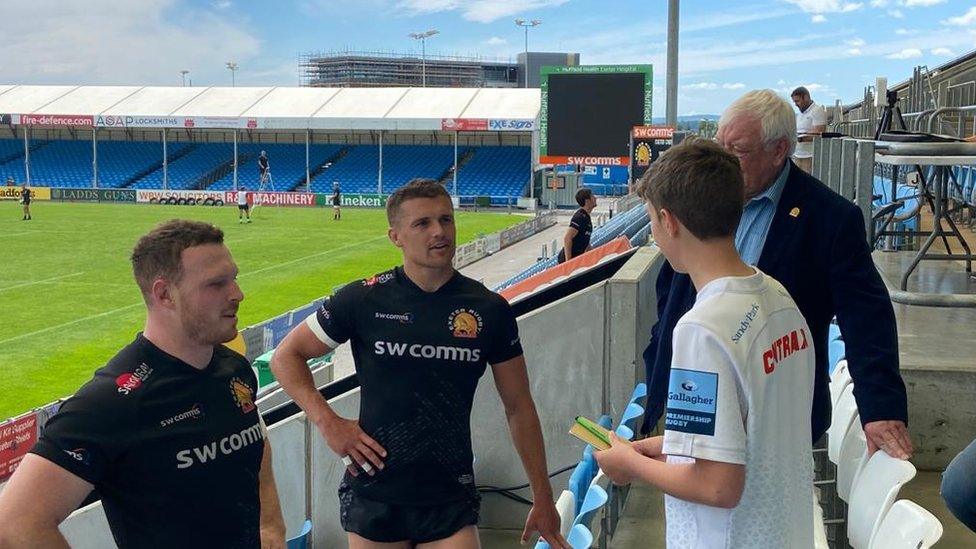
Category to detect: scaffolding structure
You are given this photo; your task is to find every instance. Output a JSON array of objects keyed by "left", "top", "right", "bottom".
[{"left": 299, "top": 50, "right": 519, "bottom": 88}]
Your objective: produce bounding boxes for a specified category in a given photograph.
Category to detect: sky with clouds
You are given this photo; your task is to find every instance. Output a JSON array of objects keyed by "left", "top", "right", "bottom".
[{"left": 1, "top": 0, "right": 974, "bottom": 116}]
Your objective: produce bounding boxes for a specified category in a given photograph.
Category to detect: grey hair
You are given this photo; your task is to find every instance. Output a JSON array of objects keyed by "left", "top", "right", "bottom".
[{"left": 719, "top": 89, "right": 797, "bottom": 157}]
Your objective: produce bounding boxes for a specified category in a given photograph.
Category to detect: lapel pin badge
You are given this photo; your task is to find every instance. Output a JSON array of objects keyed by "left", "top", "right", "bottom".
[{"left": 789, "top": 207, "right": 800, "bottom": 218}]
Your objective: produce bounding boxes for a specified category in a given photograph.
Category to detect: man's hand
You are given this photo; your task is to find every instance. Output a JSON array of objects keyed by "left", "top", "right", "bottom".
[
  {"left": 317, "top": 417, "right": 386, "bottom": 476},
  {"left": 594, "top": 433, "right": 639, "bottom": 485},
  {"left": 864, "top": 420, "right": 913, "bottom": 459},
  {"left": 521, "top": 501, "right": 570, "bottom": 548}
]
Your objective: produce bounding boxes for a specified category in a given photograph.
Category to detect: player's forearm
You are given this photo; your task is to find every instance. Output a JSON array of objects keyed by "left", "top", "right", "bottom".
[
  {"left": 627, "top": 454, "right": 741, "bottom": 508},
  {"left": 505, "top": 400, "right": 554, "bottom": 500},
  {"left": 563, "top": 236, "right": 574, "bottom": 260},
  {"left": 258, "top": 442, "right": 286, "bottom": 542},
  {"left": 270, "top": 349, "right": 337, "bottom": 426},
  {"left": 0, "top": 522, "right": 71, "bottom": 549}
]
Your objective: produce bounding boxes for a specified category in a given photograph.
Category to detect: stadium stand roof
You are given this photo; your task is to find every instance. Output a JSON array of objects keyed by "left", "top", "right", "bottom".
[{"left": 0, "top": 85, "right": 540, "bottom": 131}]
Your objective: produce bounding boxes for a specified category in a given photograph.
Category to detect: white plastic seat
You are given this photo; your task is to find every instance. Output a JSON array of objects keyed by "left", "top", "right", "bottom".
[
  {"left": 867, "top": 499, "right": 943, "bottom": 549},
  {"left": 830, "top": 359, "right": 852, "bottom": 408},
  {"left": 847, "top": 450, "right": 917, "bottom": 548},
  {"left": 837, "top": 416, "right": 868, "bottom": 502},
  {"left": 555, "top": 490, "right": 577, "bottom": 539},
  {"left": 828, "top": 384, "right": 858, "bottom": 463}
]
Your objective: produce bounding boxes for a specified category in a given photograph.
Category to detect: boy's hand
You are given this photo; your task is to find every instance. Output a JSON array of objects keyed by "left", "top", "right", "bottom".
[
  {"left": 632, "top": 435, "right": 664, "bottom": 459},
  {"left": 594, "top": 433, "right": 638, "bottom": 485}
]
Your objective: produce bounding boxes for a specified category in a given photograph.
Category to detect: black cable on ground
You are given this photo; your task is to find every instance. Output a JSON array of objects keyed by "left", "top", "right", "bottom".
[{"left": 476, "top": 462, "right": 578, "bottom": 506}]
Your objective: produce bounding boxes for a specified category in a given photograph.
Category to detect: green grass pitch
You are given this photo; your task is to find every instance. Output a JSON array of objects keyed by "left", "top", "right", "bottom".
[{"left": 0, "top": 200, "right": 524, "bottom": 419}]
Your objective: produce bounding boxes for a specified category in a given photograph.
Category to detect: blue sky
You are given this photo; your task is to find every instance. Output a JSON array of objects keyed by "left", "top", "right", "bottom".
[{"left": 2, "top": 0, "right": 974, "bottom": 116}]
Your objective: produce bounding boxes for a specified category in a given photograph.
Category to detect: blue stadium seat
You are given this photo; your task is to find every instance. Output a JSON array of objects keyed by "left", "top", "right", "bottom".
[
  {"left": 568, "top": 456, "right": 596, "bottom": 515},
  {"left": 286, "top": 519, "right": 312, "bottom": 549},
  {"left": 618, "top": 402, "right": 644, "bottom": 433},
  {"left": 829, "top": 339, "right": 846, "bottom": 374},
  {"left": 568, "top": 524, "right": 594, "bottom": 549},
  {"left": 573, "top": 484, "right": 608, "bottom": 531}
]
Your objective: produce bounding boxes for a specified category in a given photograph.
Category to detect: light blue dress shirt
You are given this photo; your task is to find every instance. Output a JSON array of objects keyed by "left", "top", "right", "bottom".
[{"left": 735, "top": 162, "right": 790, "bottom": 265}]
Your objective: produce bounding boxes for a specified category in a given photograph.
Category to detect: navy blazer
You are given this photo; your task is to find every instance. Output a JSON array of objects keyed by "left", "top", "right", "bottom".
[{"left": 641, "top": 161, "right": 908, "bottom": 441}]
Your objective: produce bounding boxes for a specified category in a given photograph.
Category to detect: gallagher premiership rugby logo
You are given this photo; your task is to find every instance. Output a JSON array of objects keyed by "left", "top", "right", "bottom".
[
  {"left": 447, "top": 308, "right": 483, "bottom": 338},
  {"left": 116, "top": 363, "right": 153, "bottom": 395},
  {"left": 229, "top": 378, "right": 255, "bottom": 414}
]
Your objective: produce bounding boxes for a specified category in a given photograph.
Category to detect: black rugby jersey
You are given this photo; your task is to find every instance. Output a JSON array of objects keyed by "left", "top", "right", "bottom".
[
  {"left": 31, "top": 334, "right": 264, "bottom": 549},
  {"left": 20, "top": 188, "right": 29, "bottom": 203},
  {"left": 306, "top": 266, "right": 523, "bottom": 505},
  {"left": 558, "top": 208, "right": 592, "bottom": 262}
]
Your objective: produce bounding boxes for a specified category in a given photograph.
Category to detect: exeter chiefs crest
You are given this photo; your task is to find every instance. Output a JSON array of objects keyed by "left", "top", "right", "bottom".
[
  {"left": 448, "top": 308, "right": 483, "bottom": 338},
  {"left": 635, "top": 142, "right": 652, "bottom": 167},
  {"left": 230, "top": 377, "right": 255, "bottom": 414}
]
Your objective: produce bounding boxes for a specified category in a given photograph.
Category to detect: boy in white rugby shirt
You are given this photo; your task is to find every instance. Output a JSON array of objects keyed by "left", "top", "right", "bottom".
[{"left": 595, "top": 139, "right": 815, "bottom": 548}]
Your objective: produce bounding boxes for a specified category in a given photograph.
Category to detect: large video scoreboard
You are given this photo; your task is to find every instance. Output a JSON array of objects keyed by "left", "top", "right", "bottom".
[{"left": 539, "top": 64, "right": 652, "bottom": 166}]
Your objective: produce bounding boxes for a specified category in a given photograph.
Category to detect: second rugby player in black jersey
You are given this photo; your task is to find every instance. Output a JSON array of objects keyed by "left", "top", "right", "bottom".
[{"left": 272, "top": 179, "right": 569, "bottom": 548}]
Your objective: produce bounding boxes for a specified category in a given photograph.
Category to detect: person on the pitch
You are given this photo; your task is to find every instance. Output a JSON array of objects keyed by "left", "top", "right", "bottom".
[
  {"left": 238, "top": 185, "right": 252, "bottom": 224},
  {"left": 332, "top": 181, "right": 342, "bottom": 221},
  {"left": 20, "top": 184, "right": 31, "bottom": 221},
  {"left": 272, "top": 179, "right": 569, "bottom": 549},
  {"left": 0, "top": 220, "right": 285, "bottom": 548}
]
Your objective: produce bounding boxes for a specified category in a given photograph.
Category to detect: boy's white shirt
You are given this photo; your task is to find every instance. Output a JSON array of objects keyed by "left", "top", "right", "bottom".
[{"left": 662, "top": 268, "right": 815, "bottom": 549}]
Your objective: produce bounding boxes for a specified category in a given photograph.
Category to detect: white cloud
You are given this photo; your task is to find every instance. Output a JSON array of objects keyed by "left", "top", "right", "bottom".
[
  {"left": 903, "top": 0, "right": 945, "bottom": 6},
  {"left": 943, "top": 7, "right": 976, "bottom": 26},
  {"left": 395, "top": 0, "right": 568, "bottom": 23},
  {"left": 931, "top": 47, "right": 953, "bottom": 56},
  {"left": 483, "top": 36, "right": 507, "bottom": 46},
  {"left": 685, "top": 82, "right": 719, "bottom": 90},
  {"left": 722, "top": 83, "right": 746, "bottom": 90},
  {"left": 213, "top": 0, "right": 231, "bottom": 8},
  {"left": 845, "top": 37, "right": 866, "bottom": 46},
  {"left": 895, "top": 28, "right": 915, "bottom": 35},
  {"left": 812, "top": 14, "right": 828, "bottom": 22},
  {"left": 869, "top": 0, "right": 887, "bottom": 6},
  {"left": 886, "top": 48, "right": 922, "bottom": 59},
  {"left": 847, "top": 48, "right": 863, "bottom": 55},
  {"left": 0, "top": 0, "right": 262, "bottom": 86},
  {"left": 888, "top": 9, "right": 904, "bottom": 17},
  {"left": 783, "top": 0, "right": 863, "bottom": 13}
]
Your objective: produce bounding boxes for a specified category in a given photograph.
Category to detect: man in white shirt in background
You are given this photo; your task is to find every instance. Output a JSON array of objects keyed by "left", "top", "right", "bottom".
[{"left": 791, "top": 86, "right": 826, "bottom": 174}]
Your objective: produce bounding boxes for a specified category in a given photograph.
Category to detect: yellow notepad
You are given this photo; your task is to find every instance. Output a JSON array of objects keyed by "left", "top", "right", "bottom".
[{"left": 569, "top": 416, "right": 612, "bottom": 451}]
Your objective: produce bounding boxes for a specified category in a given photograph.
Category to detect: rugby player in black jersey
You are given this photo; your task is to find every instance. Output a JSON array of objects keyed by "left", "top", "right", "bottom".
[
  {"left": 272, "top": 179, "right": 569, "bottom": 548},
  {"left": 0, "top": 220, "right": 286, "bottom": 548}
]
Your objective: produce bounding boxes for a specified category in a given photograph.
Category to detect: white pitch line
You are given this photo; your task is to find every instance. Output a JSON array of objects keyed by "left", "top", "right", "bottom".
[
  {"left": 0, "top": 272, "right": 84, "bottom": 293},
  {"left": 0, "top": 302, "right": 143, "bottom": 347},
  {"left": 239, "top": 235, "right": 388, "bottom": 279},
  {"left": 0, "top": 236, "right": 390, "bottom": 347}
]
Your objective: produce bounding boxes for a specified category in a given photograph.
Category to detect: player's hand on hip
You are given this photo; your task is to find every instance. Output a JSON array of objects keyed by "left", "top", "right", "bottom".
[
  {"left": 864, "top": 420, "right": 913, "bottom": 460},
  {"left": 521, "top": 502, "right": 570, "bottom": 548},
  {"left": 318, "top": 417, "right": 387, "bottom": 476}
]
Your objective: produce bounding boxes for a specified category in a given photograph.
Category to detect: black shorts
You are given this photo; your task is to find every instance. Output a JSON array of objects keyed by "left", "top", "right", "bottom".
[
  {"left": 338, "top": 484, "right": 479, "bottom": 543},
  {"left": 238, "top": 204, "right": 249, "bottom": 211}
]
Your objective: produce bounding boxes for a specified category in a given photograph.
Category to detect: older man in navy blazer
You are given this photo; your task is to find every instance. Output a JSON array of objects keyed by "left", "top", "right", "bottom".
[{"left": 641, "top": 89, "right": 913, "bottom": 459}]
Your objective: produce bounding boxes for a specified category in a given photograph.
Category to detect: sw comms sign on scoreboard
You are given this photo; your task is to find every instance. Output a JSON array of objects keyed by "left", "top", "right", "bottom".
[{"left": 539, "top": 64, "right": 652, "bottom": 166}]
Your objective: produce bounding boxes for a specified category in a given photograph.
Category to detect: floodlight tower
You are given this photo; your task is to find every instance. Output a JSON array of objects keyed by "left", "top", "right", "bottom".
[
  {"left": 408, "top": 29, "right": 439, "bottom": 87},
  {"left": 226, "top": 61, "right": 239, "bottom": 87},
  {"left": 515, "top": 19, "right": 541, "bottom": 88},
  {"left": 180, "top": 70, "right": 189, "bottom": 87}
]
